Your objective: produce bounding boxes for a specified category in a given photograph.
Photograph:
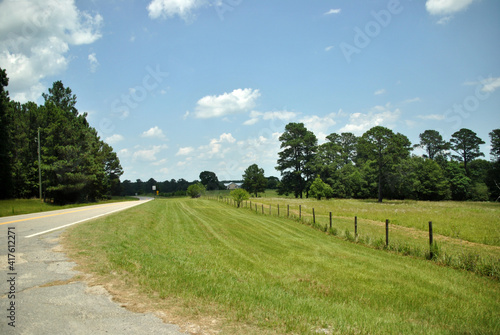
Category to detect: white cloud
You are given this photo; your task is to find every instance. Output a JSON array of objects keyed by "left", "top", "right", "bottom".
[
  {"left": 324, "top": 9, "right": 341, "bottom": 15},
  {"left": 232, "top": 133, "right": 282, "bottom": 179},
  {"left": 105, "top": 134, "right": 125, "bottom": 144},
  {"left": 262, "top": 110, "right": 297, "bottom": 121},
  {"left": 0, "top": 0, "right": 103, "bottom": 102},
  {"left": 244, "top": 110, "right": 297, "bottom": 125},
  {"left": 339, "top": 106, "right": 401, "bottom": 135},
  {"left": 325, "top": 46, "right": 334, "bottom": 52},
  {"left": 176, "top": 147, "right": 194, "bottom": 156},
  {"left": 195, "top": 88, "right": 261, "bottom": 119},
  {"left": 198, "top": 133, "right": 236, "bottom": 159},
  {"left": 480, "top": 77, "right": 500, "bottom": 93},
  {"left": 300, "top": 112, "right": 338, "bottom": 143},
  {"left": 141, "top": 126, "right": 166, "bottom": 139},
  {"left": 158, "top": 167, "right": 169, "bottom": 175},
  {"left": 88, "top": 53, "right": 99, "bottom": 73},
  {"left": 147, "top": 0, "right": 207, "bottom": 20},
  {"left": 417, "top": 114, "right": 445, "bottom": 120},
  {"left": 219, "top": 133, "right": 236, "bottom": 143},
  {"left": 243, "top": 118, "right": 260, "bottom": 126},
  {"left": 152, "top": 158, "right": 168, "bottom": 166},
  {"left": 425, "top": 0, "right": 477, "bottom": 15},
  {"left": 463, "top": 77, "right": 500, "bottom": 93},
  {"left": 374, "top": 89, "right": 386, "bottom": 96},
  {"left": 405, "top": 120, "right": 418, "bottom": 128},
  {"left": 437, "top": 16, "right": 453, "bottom": 25},
  {"left": 402, "top": 97, "right": 421, "bottom": 104},
  {"left": 119, "top": 148, "right": 131, "bottom": 158},
  {"left": 132, "top": 145, "right": 168, "bottom": 162}
]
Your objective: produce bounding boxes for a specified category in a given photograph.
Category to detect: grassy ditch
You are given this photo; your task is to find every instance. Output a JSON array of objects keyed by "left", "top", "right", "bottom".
[
  {"left": 225, "top": 197, "right": 500, "bottom": 279},
  {"left": 64, "top": 198, "right": 499, "bottom": 334}
]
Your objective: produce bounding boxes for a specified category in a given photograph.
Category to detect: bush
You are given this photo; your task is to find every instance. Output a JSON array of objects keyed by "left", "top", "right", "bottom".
[
  {"left": 187, "top": 183, "right": 206, "bottom": 198},
  {"left": 309, "top": 176, "right": 333, "bottom": 200},
  {"left": 230, "top": 189, "right": 250, "bottom": 208},
  {"left": 469, "top": 182, "right": 489, "bottom": 201}
]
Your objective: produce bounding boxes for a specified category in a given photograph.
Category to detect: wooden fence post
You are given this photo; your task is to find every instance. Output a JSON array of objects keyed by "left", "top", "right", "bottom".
[
  {"left": 269, "top": 204, "right": 271, "bottom": 215},
  {"left": 313, "top": 208, "right": 316, "bottom": 224},
  {"left": 429, "top": 221, "right": 433, "bottom": 259},
  {"left": 355, "top": 216, "right": 358, "bottom": 237},
  {"left": 299, "top": 205, "right": 301, "bottom": 220},
  {"left": 385, "top": 219, "right": 389, "bottom": 247},
  {"left": 287, "top": 205, "right": 289, "bottom": 217},
  {"left": 329, "top": 212, "right": 332, "bottom": 229},
  {"left": 278, "top": 204, "right": 280, "bottom": 217},
  {"left": 262, "top": 204, "right": 264, "bottom": 214}
]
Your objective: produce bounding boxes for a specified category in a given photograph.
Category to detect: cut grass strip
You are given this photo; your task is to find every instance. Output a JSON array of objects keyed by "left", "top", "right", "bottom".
[
  {"left": 233, "top": 197, "right": 500, "bottom": 278},
  {"left": 64, "top": 198, "right": 500, "bottom": 335}
]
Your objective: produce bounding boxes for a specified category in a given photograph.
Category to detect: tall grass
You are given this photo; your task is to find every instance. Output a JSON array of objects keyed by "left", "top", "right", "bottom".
[
  {"left": 64, "top": 198, "right": 500, "bottom": 334},
  {"left": 245, "top": 196, "right": 500, "bottom": 246}
]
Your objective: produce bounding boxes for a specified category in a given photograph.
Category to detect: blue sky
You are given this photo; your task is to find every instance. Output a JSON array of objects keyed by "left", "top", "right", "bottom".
[{"left": 1, "top": 0, "right": 499, "bottom": 182}]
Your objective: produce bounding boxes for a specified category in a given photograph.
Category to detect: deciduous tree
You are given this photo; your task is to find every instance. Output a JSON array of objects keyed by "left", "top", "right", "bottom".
[
  {"left": 309, "top": 176, "right": 333, "bottom": 200},
  {"left": 199, "top": 171, "right": 221, "bottom": 190}
]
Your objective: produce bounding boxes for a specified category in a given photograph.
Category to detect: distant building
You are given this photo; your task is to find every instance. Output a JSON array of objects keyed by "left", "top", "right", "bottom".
[{"left": 225, "top": 182, "right": 243, "bottom": 190}]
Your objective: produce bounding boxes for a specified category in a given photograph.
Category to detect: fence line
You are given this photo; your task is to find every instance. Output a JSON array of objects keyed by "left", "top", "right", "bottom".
[
  {"left": 206, "top": 195, "right": 435, "bottom": 250},
  {"left": 201, "top": 195, "right": 498, "bottom": 279}
]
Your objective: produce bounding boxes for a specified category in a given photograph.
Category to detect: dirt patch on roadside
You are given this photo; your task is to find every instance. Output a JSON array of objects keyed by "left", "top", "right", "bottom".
[{"left": 58, "top": 232, "right": 268, "bottom": 335}]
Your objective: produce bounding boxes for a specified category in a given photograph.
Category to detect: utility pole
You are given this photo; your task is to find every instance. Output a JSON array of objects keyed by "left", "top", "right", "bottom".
[{"left": 38, "top": 127, "right": 42, "bottom": 202}]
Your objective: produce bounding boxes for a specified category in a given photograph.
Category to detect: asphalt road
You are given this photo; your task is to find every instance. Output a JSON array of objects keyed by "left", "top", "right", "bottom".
[{"left": 0, "top": 198, "right": 188, "bottom": 334}]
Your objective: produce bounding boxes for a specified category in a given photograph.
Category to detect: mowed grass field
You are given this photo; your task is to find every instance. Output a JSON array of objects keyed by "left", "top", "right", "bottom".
[
  {"left": 212, "top": 191, "right": 500, "bottom": 247},
  {"left": 63, "top": 198, "right": 499, "bottom": 334}
]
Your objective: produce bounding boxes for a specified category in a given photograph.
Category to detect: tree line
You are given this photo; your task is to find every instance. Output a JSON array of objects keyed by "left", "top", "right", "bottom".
[
  {"left": 275, "top": 122, "right": 500, "bottom": 202},
  {"left": 120, "top": 171, "right": 280, "bottom": 197},
  {"left": 0, "top": 68, "right": 123, "bottom": 204}
]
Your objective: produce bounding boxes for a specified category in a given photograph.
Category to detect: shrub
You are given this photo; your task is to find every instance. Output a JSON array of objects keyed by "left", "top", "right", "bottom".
[
  {"left": 187, "top": 183, "right": 206, "bottom": 198},
  {"left": 309, "top": 176, "right": 334, "bottom": 200},
  {"left": 231, "top": 189, "right": 250, "bottom": 208}
]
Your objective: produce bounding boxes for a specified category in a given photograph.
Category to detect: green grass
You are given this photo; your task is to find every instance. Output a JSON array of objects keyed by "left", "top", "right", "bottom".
[
  {"left": 64, "top": 198, "right": 500, "bottom": 334},
  {"left": 0, "top": 196, "right": 138, "bottom": 217},
  {"left": 227, "top": 196, "right": 500, "bottom": 278}
]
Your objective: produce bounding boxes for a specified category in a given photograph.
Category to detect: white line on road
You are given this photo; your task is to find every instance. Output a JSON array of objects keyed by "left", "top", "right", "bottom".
[{"left": 25, "top": 200, "right": 151, "bottom": 238}]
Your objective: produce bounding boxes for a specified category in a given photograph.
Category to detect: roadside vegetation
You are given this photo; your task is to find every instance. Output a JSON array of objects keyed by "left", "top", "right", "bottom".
[
  {"left": 64, "top": 198, "right": 499, "bottom": 335},
  {"left": 0, "top": 69, "right": 124, "bottom": 204},
  {"left": 219, "top": 195, "right": 500, "bottom": 279}
]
